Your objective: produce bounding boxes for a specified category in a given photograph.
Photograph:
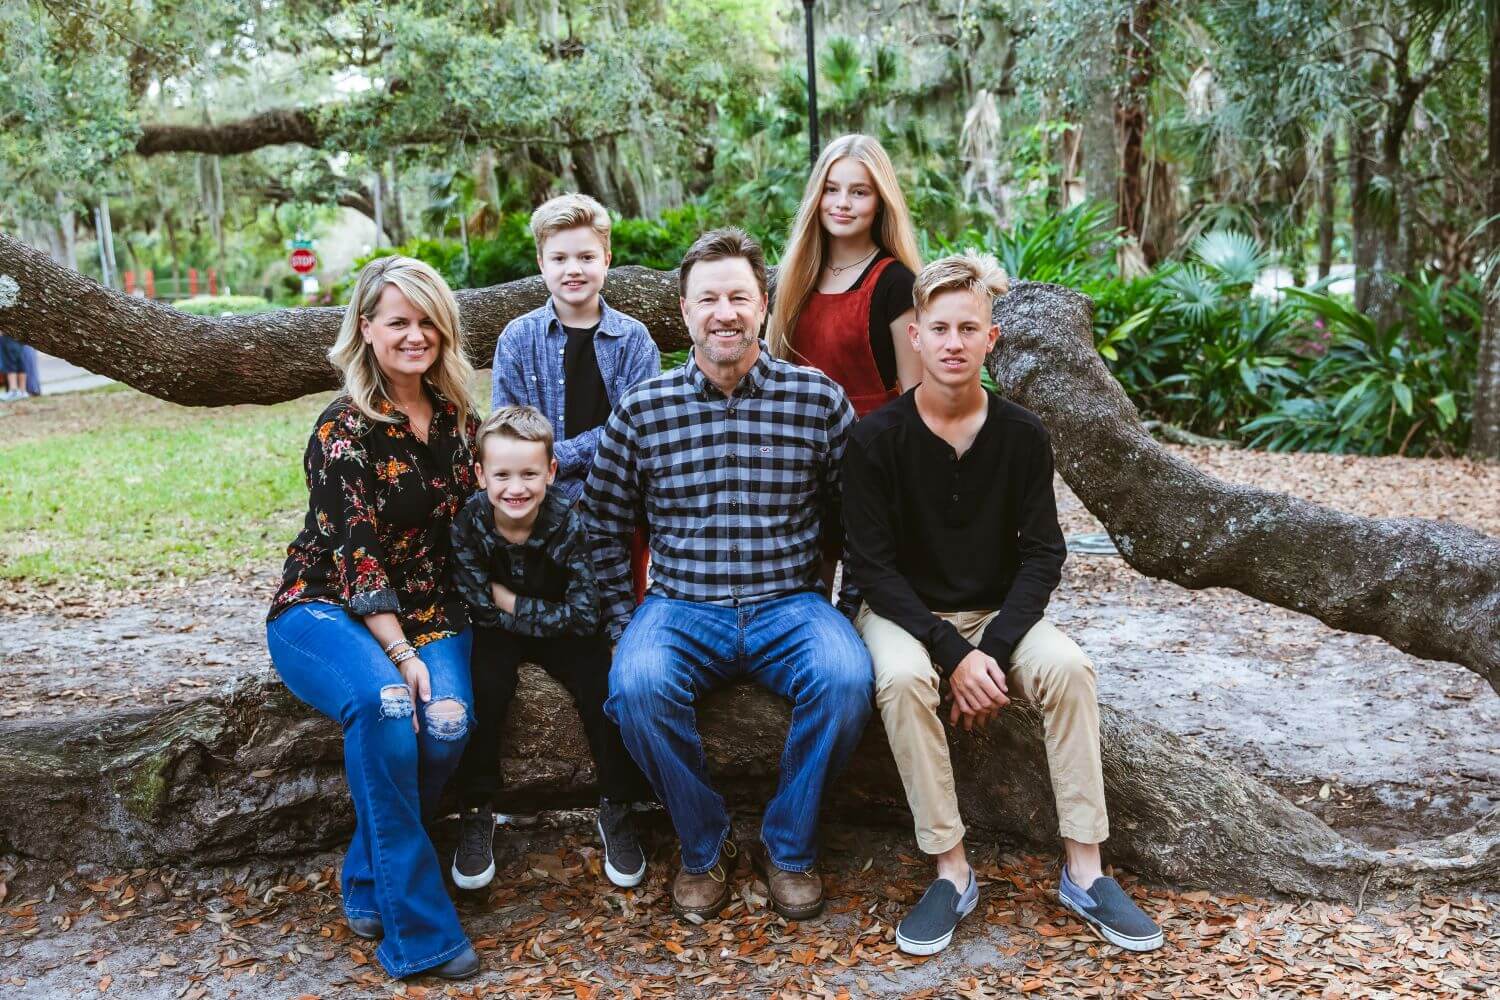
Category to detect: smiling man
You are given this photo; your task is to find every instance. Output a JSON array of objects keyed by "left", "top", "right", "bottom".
[
  {"left": 581, "top": 228, "right": 874, "bottom": 923},
  {"left": 842, "top": 252, "right": 1163, "bottom": 957}
]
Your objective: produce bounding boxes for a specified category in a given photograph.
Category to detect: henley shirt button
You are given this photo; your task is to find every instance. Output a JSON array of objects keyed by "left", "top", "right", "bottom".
[{"left": 952, "top": 494, "right": 960, "bottom": 502}]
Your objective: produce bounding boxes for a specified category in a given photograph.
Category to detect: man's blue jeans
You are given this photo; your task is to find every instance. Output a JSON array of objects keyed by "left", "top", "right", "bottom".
[
  {"left": 266, "top": 602, "right": 474, "bottom": 978},
  {"left": 607, "top": 592, "right": 874, "bottom": 873}
]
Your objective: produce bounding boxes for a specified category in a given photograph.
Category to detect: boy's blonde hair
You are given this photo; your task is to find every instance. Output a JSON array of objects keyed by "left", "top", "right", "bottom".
[
  {"left": 913, "top": 251, "right": 1011, "bottom": 316},
  {"left": 530, "top": 193, "right": 612, "bottom": 254},
  {"left": 476, "top": 404, "right": 555, "bottom": 463}
]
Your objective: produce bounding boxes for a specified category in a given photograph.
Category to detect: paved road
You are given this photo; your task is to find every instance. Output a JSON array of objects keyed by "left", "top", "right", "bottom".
[{"left": 33, "top": 352, "right": 113, "bottom": 395}]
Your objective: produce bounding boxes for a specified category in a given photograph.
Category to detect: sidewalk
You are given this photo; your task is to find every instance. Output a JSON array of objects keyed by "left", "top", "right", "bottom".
[{"left": 35, "top": 352, "right": 114, "bottom": 395}]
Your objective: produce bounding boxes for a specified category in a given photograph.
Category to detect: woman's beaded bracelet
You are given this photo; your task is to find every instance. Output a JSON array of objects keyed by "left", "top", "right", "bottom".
[
  {"left": 382, "top": 638, "right": 411, "bottom": 655},
  {"left": 391, "top": 647, "right": 418, "bottom": 664}
]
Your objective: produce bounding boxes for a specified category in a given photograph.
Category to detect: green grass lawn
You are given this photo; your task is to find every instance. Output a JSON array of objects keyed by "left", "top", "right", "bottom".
[{"left": 0, "top": 391, "right": 332, "bottom": 586}]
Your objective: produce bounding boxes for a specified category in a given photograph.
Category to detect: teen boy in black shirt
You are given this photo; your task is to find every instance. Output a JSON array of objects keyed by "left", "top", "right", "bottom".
[{"left": 842, "top": 252, "right": 1163, "bottom": 957}]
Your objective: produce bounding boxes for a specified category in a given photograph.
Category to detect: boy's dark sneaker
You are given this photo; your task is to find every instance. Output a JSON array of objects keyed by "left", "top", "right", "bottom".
[
  {"left": 597, "top": 797, "right": 646, "bottom": 888},
  {"left": 451, "top": 806, "right": 496, "bottom": 891},
  {"left": 896, "top": 870, "right": 978, "bottom": 955},
  {"left": 1058, "top": 865, "right": 1164, "bottom": 952}
]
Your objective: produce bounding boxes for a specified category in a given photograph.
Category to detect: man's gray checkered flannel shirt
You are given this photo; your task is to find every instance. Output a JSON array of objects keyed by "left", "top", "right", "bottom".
[{"left": 580, "top": 346, "right": 855, "bottom": 640}]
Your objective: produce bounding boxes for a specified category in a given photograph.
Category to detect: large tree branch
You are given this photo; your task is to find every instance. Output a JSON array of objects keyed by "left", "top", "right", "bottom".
[
  {"left": 136, "top": 109, "right": 324, "bottom": 157},
  {"left": 0, "top": 234, "right": 1495, "bottom": 690},
  {"left": 261, "top": 180, "right": 380, "bottom": 228},
  {"left": 0, "top": 234, "right": 689, "bottom": 404},
  {"left": 134, "top": 107, "right": 637, "bottom": 159},
  {"left": 1, "top": 673, "right": 1493, "bottom": 900}
]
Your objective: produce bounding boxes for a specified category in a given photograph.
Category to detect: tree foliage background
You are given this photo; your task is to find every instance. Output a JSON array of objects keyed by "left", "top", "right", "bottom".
[{"left": 2, "top": 0, "right": 1498, "bottom": 458}]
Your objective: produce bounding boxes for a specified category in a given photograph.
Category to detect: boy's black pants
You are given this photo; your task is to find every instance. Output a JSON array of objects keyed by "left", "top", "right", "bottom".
[{"left": 454, "top": 626, "right": 650, "bottom": 809}]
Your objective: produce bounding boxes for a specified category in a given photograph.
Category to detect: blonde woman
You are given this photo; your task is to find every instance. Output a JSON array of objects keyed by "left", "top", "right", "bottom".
[
  {"left": 768, "top": 133, "right": 924, "bottom": 417},
  {"left": 265, "top": 256, "right": 482, "bottom": 981}
]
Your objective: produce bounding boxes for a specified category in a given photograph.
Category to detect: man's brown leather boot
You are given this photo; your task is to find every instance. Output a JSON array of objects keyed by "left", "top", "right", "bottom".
[
  {"left": 671, "top": 840, "right": 737, "bottom": 920},
  {"left": 753, "top": 850, "right": 824, "bottom": 920}
]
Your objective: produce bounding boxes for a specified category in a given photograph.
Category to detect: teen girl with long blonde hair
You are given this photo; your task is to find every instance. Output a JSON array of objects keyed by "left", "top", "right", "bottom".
[{"left": 768, "top": 134, "right": 923, "bottom": 417}]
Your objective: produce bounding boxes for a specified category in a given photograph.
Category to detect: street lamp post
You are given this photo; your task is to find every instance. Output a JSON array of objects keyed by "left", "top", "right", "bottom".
[{"left": 802, "top": 0, "right": 819, "bottom": 166}]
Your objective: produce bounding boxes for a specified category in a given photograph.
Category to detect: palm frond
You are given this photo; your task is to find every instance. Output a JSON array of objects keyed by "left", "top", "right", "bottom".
[{"left": 1190, "top": 230, "right": 1270, "bottom": 287}]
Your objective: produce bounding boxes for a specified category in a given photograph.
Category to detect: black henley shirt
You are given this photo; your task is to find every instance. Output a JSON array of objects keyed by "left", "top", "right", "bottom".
[{"left": 842, "top": 388, "right": 1067, "bottom": 674}]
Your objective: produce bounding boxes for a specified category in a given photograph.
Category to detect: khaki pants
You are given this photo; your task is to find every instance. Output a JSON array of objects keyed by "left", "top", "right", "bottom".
[{"left": 855, "top": 607, "right": 1108, "bottom": 854}]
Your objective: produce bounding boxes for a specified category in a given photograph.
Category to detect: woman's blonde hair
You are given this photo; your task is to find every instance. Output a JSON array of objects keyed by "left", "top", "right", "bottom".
[
  {"left": 328, "top": 255, "right": 477, "bottom": 436},
  {"left": 767, "top": 133, "right": 922, "bottom": 362}
]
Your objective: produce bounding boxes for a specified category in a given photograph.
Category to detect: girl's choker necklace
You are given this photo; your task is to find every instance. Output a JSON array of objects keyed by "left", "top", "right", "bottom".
[{"left": 825, "top": 246, "right": 877, "bottom": 277}]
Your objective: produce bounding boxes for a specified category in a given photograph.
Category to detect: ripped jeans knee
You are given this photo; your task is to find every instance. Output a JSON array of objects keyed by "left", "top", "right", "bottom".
[
  {"left": 375, "top": 686, "right": 467, "bottom": 741},
  {"left": 422, "top": 696, "right": 469, "bottom": 742},
  {"left": 379, "top": 684, "right": 413, "bottom": 720}
]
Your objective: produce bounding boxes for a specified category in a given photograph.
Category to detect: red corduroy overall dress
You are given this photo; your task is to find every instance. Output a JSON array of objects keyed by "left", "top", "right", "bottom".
[{"left": 791, "top": 256, "right": 900, "bottom": 418}]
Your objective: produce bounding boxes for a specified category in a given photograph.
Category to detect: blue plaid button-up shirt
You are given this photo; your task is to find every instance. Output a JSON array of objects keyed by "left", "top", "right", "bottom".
[
  {"left": 491, "top": 296, "right": 661, "bottom": 502},
  {"left": 581, "top": 345, "right": 855, "bottom": 640}
]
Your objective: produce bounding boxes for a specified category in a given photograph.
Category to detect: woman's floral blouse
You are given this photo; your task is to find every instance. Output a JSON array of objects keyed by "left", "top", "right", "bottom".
[{"left": 268, "top": 392, "right": 479, "bottom": 646}]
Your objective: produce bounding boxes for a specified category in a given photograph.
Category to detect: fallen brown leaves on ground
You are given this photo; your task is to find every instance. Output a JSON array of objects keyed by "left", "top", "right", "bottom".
[{"left": 3, "top": 829, "right": 1495, "bottom": 998}]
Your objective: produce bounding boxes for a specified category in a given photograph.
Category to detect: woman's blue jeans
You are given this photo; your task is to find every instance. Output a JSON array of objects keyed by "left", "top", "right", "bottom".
[
  {"left": 606, "top": 592, "right": 874, "bottom": 874},
  {"left": 266, "top": 602, "right": 474, "bottom": 978}
]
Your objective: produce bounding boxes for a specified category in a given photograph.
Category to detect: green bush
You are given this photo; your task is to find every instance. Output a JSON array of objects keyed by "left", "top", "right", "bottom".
[
  {"left": 1241, "top": 275, "right": 1480, "bottom": 455},
  {"left": 929, "top": 201, "right": 1122, "bottom": 288},
  {"left": 174, "top": 295, "right": 277, "bottom": 316},
  {"left": 1085, "top": 230, "right": 1480, "bottom": 456}
]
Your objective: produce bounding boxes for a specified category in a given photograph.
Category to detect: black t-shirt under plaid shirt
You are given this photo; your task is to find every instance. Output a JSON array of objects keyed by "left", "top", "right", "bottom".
[{"left": 581, "top": 344, "right": 855, "bottom": 640}]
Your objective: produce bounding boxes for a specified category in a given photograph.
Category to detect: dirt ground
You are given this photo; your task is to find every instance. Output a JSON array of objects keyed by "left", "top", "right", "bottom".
[
  {"left": 3, "top": 821, "right": 1496, "bottom": 999},
  {"left": 2, "top": 444, "right": 1498, "bottom": 996}
]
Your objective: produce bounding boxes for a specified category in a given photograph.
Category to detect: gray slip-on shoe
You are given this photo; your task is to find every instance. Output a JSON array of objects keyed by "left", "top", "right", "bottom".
[
  {"left": 896, "top": 871, "right": 979, "bottom": 956},
  {"left": 1058, "top": 866, "right": 1164, "bottom": 952}
]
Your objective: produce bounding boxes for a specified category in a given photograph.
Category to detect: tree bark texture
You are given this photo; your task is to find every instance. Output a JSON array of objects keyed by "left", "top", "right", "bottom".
[
  {"left": 1472, "top": 2, "right": 1500, "bottom": 460},
  {"left": 1317, "top": 129, "right": 1337, "bottom": 282},
  {"left": 1113, "top": 1, "right": 1160, "bottom": 266},
  {"left": 0, "top": 673, "right": 1493, "bottom": 901},
  {"left": 137, "top": 110, "right": 322, "bottom": 157},
  {"left": 1, "top": 234, "right": 1495, "bottom": 688}
]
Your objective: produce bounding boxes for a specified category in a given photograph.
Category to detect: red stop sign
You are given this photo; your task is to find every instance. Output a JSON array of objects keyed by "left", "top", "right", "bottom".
[{"left": 290, "top": 248, "right": 318, "bottom": 274}]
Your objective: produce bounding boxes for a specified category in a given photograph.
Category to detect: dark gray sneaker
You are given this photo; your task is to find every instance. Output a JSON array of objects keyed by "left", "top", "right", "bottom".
[
  {"left": 597, "top": 797, "right": 646, "bottom": 888},
  {"left": 451, "top": 806, "right": 496, "bottom": 891},
  {"left": 1058, "top": 866, "right": 1164, "bottom": 952},
  {"left": 896, "top": 871, "right": 979, "bottom": 956}
]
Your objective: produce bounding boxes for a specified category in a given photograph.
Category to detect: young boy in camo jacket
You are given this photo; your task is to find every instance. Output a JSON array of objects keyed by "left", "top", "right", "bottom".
[{"left": 447, "top": 405, "right": 651, "bottom": 892}]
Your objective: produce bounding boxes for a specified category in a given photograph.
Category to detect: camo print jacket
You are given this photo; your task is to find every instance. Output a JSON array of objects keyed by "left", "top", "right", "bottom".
[{"left": 449, "top": 489, "right": 602, "bottom": 637}]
